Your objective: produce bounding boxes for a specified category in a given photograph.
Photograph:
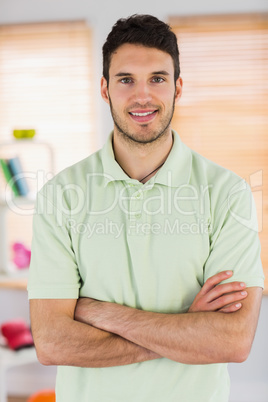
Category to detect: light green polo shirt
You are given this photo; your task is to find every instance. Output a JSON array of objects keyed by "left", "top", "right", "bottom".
[{"left": 28, "top": 131, "right": 264, "bottom": 402}]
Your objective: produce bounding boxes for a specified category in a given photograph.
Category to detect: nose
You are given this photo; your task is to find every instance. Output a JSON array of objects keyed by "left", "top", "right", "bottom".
[{"left": 134, "top": 81, "right": 152, "bottom": 105}]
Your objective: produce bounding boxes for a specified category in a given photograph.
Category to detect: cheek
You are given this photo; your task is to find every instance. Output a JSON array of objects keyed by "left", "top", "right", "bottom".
[
  {"left": 151, "top": 86, "right": 175, "bottom": 102},
  {"left": 109, "top": 87, "right": 131, "bottom": 106}
]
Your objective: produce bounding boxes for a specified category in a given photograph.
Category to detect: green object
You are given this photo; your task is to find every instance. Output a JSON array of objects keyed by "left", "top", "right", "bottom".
[
  {"left": 0, "top": 158, "right": 20, "bottom": 196},
  {"left": 13, "top": 129, "right": 36, "bottom": 139},
  {"left": 7, "top": 156, "right": 29, "bottom": 196},
  {"left": 28, "top": 131, "right": 264, "bottom": 401}
]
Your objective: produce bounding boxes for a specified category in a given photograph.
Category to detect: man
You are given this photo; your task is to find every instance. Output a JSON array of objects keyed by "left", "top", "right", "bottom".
[{"left": 28, "top": 14, "right": 264, "bottom": 402}]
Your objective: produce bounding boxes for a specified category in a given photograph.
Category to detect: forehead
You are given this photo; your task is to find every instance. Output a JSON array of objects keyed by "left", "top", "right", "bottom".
[{"left": 109, "top": 43, "right": 174, "bottom": 75}]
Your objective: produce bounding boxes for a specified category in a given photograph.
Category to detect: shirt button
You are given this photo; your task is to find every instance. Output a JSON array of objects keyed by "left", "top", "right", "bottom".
[{"left": 135, "top": 213, "right": 141, "bottom": 219}]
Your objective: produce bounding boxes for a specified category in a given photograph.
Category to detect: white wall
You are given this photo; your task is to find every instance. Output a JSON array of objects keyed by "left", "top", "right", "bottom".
[
  {"left": 0, "top": 0, "right": 267, "bottom": 400},
  {"left": 229, "top": 296, "right": 268, "bottom": 402},
  {"left": 1, "top": 0, "right": 268, "bottom": 143}
]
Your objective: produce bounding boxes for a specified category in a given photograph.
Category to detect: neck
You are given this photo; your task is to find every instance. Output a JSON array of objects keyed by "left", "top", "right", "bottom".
[{"left": 113, "top": 128, "right": 173, "bottom": 183}]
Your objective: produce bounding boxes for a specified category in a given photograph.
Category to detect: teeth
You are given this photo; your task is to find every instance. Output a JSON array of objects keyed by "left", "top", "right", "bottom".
[{"left": 131, "top": 111, "right": 155, "bottom": 117}]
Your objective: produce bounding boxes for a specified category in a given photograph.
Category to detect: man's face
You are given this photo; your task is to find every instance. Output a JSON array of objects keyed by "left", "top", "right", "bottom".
[{"left": 101, "top": 43, "right": 182, "bottom": 145}]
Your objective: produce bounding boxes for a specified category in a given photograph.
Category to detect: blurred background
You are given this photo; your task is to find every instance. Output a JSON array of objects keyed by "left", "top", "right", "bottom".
[{"left": 0, "top": 0, "right": 267, "bottom": 401}]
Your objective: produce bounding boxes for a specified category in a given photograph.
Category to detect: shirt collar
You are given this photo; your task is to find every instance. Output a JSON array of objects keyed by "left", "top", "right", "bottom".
[
  {"left": 152, "top": 130, "right": 192, "bottom": 188},
  {"left": 101, "top": 132, "right": 133, "bottom": 186},
  {"left": 101, "top": 130, "right": 192, "bottom": 188}
]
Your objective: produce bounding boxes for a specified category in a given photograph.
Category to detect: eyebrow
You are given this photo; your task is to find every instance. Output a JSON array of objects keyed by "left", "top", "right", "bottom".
[
  {"left": 114, "top": 73, "right": 132, "bottom": 77},
  {"left": 152, "top": 70, "right": 170, "bottom": 76},
  {"left": 114, "top": 70, "right": 170, "bottom": 77}
]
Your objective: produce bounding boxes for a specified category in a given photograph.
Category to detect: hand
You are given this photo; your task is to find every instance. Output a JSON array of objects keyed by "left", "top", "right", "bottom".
[{"left": 188, "top": 271, "right": 248, "bottom": 313}]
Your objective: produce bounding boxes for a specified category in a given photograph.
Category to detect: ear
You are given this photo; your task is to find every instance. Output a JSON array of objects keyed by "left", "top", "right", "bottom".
[
  {"left": 101, "top": 76, "right": 110, "bottom": 104},
  {"left": 175, "top": 77, "right": 183, "bottom": 103}
]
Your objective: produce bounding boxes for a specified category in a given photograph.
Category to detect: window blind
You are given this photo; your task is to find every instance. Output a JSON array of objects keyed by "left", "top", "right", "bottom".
[
  {"left": 0, "top": 21, "right": 97, "bottom": 261},
  {"left": 170, "top": 13, "right": 268, "bottom": 291},
  {"left": 0, "top": 21, "right": 97, "bottom": 174}
]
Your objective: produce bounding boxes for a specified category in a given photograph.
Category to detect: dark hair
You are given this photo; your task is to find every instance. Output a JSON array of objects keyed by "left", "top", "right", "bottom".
[{"left": 102, "top": 14, "right": 180, "bottom": 84}]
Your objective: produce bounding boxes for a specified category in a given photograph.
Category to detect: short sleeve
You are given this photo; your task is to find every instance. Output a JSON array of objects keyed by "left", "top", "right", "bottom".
[
  {"left": 28, "top": 190, "right": 81, "bottom": 299},
  {"left": 204, "top": 180, "right": 265, "bottom": 288}
]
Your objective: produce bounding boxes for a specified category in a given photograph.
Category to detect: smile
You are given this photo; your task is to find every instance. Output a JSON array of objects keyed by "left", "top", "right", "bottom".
[
  {"left": 129, "top": 110, "right": 158, "bottom": 123},
  {"left": 130, "top": 111, "right": 156, "bottom": 117}
]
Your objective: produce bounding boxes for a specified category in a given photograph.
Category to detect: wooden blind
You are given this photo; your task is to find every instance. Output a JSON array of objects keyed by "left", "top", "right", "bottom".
[
  {"left": 0, "top": 21, "right": 97, "bottom": 260},
  {"left": 0, "top": 21, "right": 97, "bottom": 174},
  {"left": 170, "top": 13, "right": 268, "bottom": 291}
]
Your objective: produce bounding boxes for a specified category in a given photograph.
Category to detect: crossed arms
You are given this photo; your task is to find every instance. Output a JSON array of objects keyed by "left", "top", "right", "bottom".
[{"left": 30, "top": 271, "right": 262, "bottom": 368}]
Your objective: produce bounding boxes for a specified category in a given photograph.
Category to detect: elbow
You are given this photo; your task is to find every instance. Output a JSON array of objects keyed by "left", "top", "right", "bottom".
[
  {"left": 34, "top": 339, "right": 58, "bottom": 366},
  {"left": 234, "top": 345, "right": 251, "bottom": 363},
  {"left": 37, "top": 351, "right": 54, "bottom": 366},
  {"left": 231, "top": 350, "right": 249, "bottom": 364},
  {"left": 37, "top": 355, "right": 52, "bottom": 366},
  {"left": 229, "top": 337, "right": 253, "bottom": 363}
]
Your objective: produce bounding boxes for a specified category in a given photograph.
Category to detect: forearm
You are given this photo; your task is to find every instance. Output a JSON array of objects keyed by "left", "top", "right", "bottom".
[
  {"left": 84, "top": 303, "right": 231, "bottom": 364},
  {"left": 113, "top": 308, "right": 242, "bottom": 364},
  {"left": 45, "top": 317, "right": 159, "bottom": 368},
  {"left": 85, "top": 295, "right": 258, "bottom": 365},
  {"left": 30, "top": 299, "right": 160, "bottom": 368}
]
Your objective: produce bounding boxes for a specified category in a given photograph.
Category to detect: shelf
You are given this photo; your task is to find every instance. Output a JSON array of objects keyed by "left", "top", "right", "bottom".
[
  {"left": 0, "top": 274, "right": 28, "bottom": 290},
  {"left": 0, "top": 345, "right": 37, "bottom": 369},
  {"left": 0, "top": 193, "right": 36, "bottom": 208},
  {"left": 0, "top": 345, "right": 37, "bottom": 402},
  {"left": 0, "top": 140, "right": 54, "bottom": 276}
]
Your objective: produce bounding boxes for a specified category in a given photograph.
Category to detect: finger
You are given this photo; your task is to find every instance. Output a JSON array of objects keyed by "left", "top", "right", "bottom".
[
  {"left": 201, "top": 271, "right": 233, "bottom": 295},
  {"left": 209, "top": 290, "right": 248, "bottom": 311},
  {"left": 219, "top": 302, "right": 243, "bottom": 313},
  {"left": 206, "top": 281, "right": 246, "bottom": 303}
]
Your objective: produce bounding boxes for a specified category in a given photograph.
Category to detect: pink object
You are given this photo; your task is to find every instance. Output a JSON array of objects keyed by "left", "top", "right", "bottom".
[
  {"left": 12, "top": 242, "right": 31, "bottom": 269},
  {"left": 1, "top": 319, "right": 34, "bottom": 350}
]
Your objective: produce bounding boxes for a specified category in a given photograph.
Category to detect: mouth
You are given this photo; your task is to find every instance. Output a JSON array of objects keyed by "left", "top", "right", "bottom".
[{"left": 129, "top": 109, "right": 158, "bottom": 123}]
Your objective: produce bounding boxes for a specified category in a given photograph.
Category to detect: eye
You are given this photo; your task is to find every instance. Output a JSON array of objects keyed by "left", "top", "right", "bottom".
[
  {"left": 120, "top": 77, "right": 133, "bottom": 84},
  {"left": 152, "top": 77, "right": 165, "bottom": 83}
]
